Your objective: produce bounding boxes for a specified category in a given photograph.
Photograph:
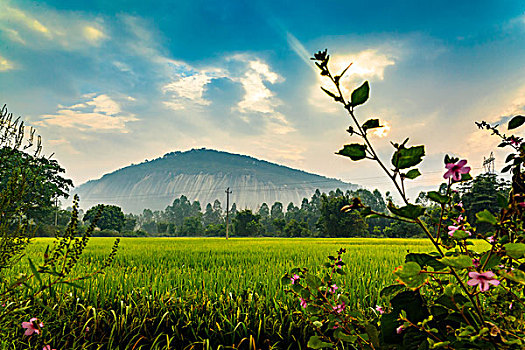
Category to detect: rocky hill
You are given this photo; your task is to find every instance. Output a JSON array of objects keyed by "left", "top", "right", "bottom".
[{"left": 72, "top": 149, "right": 357, "bottom": 213}]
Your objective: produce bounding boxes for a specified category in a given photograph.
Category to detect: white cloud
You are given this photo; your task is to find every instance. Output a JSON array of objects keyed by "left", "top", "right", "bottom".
[
  {"left": 2, "top": 28, "right": 26, "bottom": 44},
  {"left": 0, "top": 54, "right": 15, "bottom": 71},
  {"left": 83, "top": 25, "right": 106, "bottom": 44},
  {"left": 309, "top": 49, "right": 396, "bottom": 111},
  {"left": 86, "top": 94, "right": 121, "bottom": 115},
  {"left": 162, "top": 63, "right": 226, "bottom": 109},
  {"left": 0, "top": 2, "right": 108, "bottom": 50},
  {"left": 37, "top": 94, "right": 137, "bottom": 133},
  {"left": 159, "top": 53, "right": 293, "bottom": 133},
  {"left": 232, "top": 55, "right": 283, "bottom": 114}
]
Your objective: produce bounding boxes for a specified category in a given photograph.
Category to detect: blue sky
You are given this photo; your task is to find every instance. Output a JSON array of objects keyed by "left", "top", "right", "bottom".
[{"left": 1, "top": 0, "right": 525, "bottom": 198}]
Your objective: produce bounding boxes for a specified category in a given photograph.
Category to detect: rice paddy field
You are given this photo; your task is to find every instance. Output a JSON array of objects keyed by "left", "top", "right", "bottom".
[{"left": 3, "top": 238, "right": 436, "bottom": 349}]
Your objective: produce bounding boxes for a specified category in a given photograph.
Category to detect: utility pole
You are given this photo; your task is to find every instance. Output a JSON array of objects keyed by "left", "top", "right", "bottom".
[
  {"left": 54, "top": 196, "right": 58, "bottom": 226},
  {"left": 225, "top": 187, "right": 232, "bottom": 239}
]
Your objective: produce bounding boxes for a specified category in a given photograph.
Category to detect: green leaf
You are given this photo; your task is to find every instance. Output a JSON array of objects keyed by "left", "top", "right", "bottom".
[
  {"left": 359, "top": 206, "right": 373, "bottom": 218},
  {"left": 387, "top": 203, "right": 425, "bottom": 219},
  {"left": 381, "top": 290, "right": 428, "bottom": 345},
  {"left": 307, "top": 336, "right": 333, "bottom": 349},
  {"left": 28, "top": 258, "right": 42, "bottom": 285},
  {"left": 305, "top": 273, "right": 322, "bottom": 290},
  {"left": 427, "top": 191, "right": 450, "bottom": 205},
  {"left": 393, "top": 262, "right": 428, "bottom": 289},
  {"left": 404, "top": 169, "right": 421, "bottom": 180},
  {"left": 362, "top": 118, "right": 381, "bottom": 131},
  {"left": 333, "top": 328, "right": 358, "bottom": 342},
  {"left": 281, "top": 275, "right": 292, "bottom": 285},
  {"left": 497, "top": 193, "right": 508, "bottom": 208},
  {"left": 365, "top": 323, "right": 380, "bottom": 349},
  {"left": 451, "top": 230, "right": 470, "bottom": 240},
  {"left": 292, "top": 283, "right": 303, "bottom": 293},
  {"left": 391, "top": 145, "right": 425, "bottom": 169},
  {"left": 476, "top": 209, "right": 498, "bottom": 225},
  {"left": 438, "top": 255, "right": 473, "bottom": 269},
  {"left": 459, "top": 173, "right": 472, "bottom": 182},
  {"left": 479, "top": 252, "right": 501, "bottom": 270},
  {"left": 508, "top": 115, "right": 525, "bottom": 130},
  {"left": 321, "top": 87, "right": 337, "bottom": 99},
  {"left": 504, "top": 243, "right": 525, "bottom": 259},
  {"left": 500, "top": 269, "right": 525, "bottom": 285},
  {"left": 350, "top": 81, "right": 370, "bottom": 107},
  {"left": 380, "top": 284, "right": 405, "bottom": 298},
  {"left": 435, "top": 293, "right": 468, "bottom": 310},
  {"left": 406, "top": 253, "right": 446, "bottom": 271},
  {"left": 337, "top": 144, "right": 367, "bottom": 161}
]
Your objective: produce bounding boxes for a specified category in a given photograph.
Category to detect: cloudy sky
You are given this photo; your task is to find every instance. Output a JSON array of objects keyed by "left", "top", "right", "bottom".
[{"left": 1, "top": 0, "right": 524, "bottom": 198}]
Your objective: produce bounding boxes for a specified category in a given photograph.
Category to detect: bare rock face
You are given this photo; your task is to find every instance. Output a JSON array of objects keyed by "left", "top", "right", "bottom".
[{"left": 72, "top": 149, "right": 356, "bottom": 213}]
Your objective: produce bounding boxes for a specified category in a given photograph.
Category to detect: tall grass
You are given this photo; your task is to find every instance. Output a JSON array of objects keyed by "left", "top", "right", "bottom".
[{"left": 3, "top": 238, "right": 434, "bottom": 349}]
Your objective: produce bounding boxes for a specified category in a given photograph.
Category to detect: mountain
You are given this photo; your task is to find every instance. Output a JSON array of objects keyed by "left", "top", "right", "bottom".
[{"left": 72, "top": 148, "right": 357, "bottom": 213}]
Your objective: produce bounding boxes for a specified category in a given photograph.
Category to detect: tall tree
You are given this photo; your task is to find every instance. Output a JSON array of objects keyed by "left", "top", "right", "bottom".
[
  {"left": 317, "top": 193, "right": 368, "bottom": 237},
  {"left": 83, "top": 204, "right": 126, "bottom": 232},
  {"left": 459, "top": 173, "right": 511, "bottom": 232},
  {"left": 271, "top": 202, "right": 284, "bottom": 220},
  {"left": 233, "top": 209, "right": 262, "bottom": 236}
]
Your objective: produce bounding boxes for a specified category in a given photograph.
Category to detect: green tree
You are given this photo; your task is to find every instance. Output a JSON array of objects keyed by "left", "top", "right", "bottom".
[
  {"left": 202, "top": 203, "right": 215, "bottom": 227},
  {"left": 283, "top": 219, "right": 310, "bottom": 237},
  {"left": 180, "top": 216, "right": 204, "bottom": 236},
  {"left": 316, "top": 193, "right": 368, "bottom": 237},
  {"left": 459, "top": 173, "right": 510, "bottom": 232},
  {"left": 0, "top": 148, "right": 73, "bottom": 223},
  {"left": 83, "top": 204, "right": 126, "bottom": 232},
  {"left": 123, "top": 213, "right": 137, "bottom": 232},
  {"left": 233, "top": 209, "right": 262, "bottom": 236},
  {"left": 271, "top": 202, "right": 284, "bottom": 220}
]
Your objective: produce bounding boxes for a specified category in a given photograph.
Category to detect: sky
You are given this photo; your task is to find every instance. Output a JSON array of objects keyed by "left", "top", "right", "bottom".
[{"left": 1, "top": 0, "right": 525, "bottom": 200}]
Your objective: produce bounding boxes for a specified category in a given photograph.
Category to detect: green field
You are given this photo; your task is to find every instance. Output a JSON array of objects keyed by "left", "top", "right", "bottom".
[{"left": 4, "top": 238, "right": 435, "bottom": 349}]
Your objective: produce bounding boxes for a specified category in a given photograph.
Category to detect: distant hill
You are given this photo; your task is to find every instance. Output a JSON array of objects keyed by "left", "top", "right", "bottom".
[{"left": 72, "top": 148, "right": 357, "bottom": 213}]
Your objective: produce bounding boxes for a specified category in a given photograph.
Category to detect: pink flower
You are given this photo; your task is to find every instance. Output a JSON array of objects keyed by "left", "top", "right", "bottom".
[
  {"left": 518, "top": 202, "right": 525, "bottom": 208},
  {"left": 488, "top": 236, "right": 496, "bottom": 243},
  {"left": 455, "top": 215, "right": 463, "bottom": 224},
  {"left": 467, "top": 271, "right": 500, "bottom": 292},
  {"left": 458, "top": 202, "right": 463, "bottom": 208},
  {"left": 332, "top": 302, "right": 345, "bottom": 314},
  {"left": 22, "top": 318, "right": 43, "bottom": 336},
  {"left": 329, "top": 284, "right": 338, "bottom": 293},
  {"left": 448, "top": 225, "right": 460, "bottom": 237},
  {"left": 472, "top": 258, "right": 480, "bottom": 268},
  {"left": 444, "top": 160, "right": 471, "bottom": 182},
  {"left": 43, "top": 346, "right": 56, "bottom": 350},
  {"left": 299, "top": 297, "right": 307, "bottom": 308},
  {"left": 509, "top": 136, "right": 522, "bottom": 146},
  {"left": 396, "top": 325, "right": 405, "bottom": 334},
  {"left": 290, "top": 274, "right": 300, "bottom": 284},
  {"left": 375, "top": 305, "right": 385, "bottom": 314}
]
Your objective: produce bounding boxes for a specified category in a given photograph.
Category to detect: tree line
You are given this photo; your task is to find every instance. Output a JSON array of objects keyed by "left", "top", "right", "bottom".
[{"left": 61, "top": 172, "right": 509, "bottom": 238}]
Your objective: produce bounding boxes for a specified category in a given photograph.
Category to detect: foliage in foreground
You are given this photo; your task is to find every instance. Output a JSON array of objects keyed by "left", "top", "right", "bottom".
[
  {"left": 0, "top": 105, "right": 118, "bottom": 349},
  {"left": 283, "top": 50, "right": 525, "bottom": 349}
]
